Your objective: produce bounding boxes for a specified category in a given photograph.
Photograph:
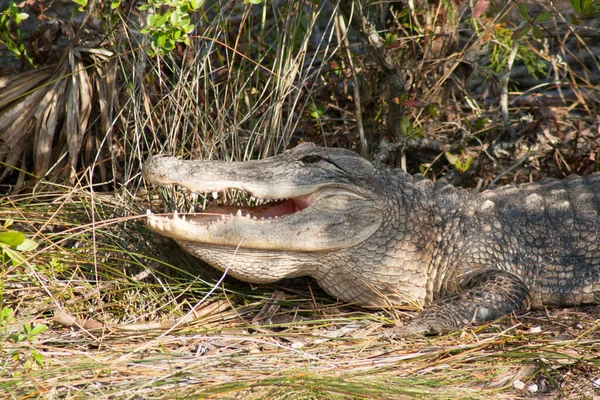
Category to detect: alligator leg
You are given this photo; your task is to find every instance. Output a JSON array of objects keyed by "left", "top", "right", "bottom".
[{"left": 404, "top": 269, "right": 531, "bottom": 333}]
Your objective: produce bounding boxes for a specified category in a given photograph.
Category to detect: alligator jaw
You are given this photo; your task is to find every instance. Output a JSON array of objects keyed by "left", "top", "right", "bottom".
[{"left": 143, "top": 153, "right": 382, "bottom": 252}]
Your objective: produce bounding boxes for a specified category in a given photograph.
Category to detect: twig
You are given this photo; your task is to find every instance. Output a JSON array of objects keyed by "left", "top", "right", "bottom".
[
  {"left": 501, "top": 40, "right": 519, "bottom": 137},
  {"left": 334, "top": 11, "right": 368, "bottom": 157},
  {"left": 338, "top": 0, "right": 406, "bottom": 139}
]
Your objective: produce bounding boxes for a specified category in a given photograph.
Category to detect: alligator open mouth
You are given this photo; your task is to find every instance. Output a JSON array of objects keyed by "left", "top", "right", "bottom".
[{"left": 146, "top": 190, "right": 317, "bottom": 226}]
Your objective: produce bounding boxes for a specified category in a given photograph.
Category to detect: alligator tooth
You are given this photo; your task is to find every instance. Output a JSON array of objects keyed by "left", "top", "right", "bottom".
[
  {"left": 221, "top": 215, "right": 226, "bottom": 220},
  {"left": 260, "top": 217, "right": 264, "bottom": 220},
  {"left": 236, "top": 209, "right": 242, "bottom": 217},
  {"left": 212, "top": 191, "right": 218, "bottom": 199},
  {"left": 146, "top": 209, "right": 153, "bottom": 216},
  {"left": 182, "top": 215, "right": 186, "bottom": 221},
  {"left": 245, "top": 213, "right": 251, "bottom": 218},
  {"left": 275, "top": 216, "right": 279, "bottom": 219},
  {"left": 252, "top": 216, "right": 257, "bottom": 220},
  {"left": 191, "top": 192, "right": 198, "bottom": 202},
  {"left": 173, "top": 210, "right": 179, "bottom": 219},
  {"left": 250, "top": 196, "right": 256, "bottom": 201}
]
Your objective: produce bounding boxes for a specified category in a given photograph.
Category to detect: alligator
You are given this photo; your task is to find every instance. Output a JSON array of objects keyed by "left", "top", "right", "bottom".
[{"left": 142, "top": 143, "right": 600, "bottom": 333}]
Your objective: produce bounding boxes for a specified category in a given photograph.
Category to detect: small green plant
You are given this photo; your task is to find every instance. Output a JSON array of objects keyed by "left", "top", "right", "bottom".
[
  {"left": 484, "top": 24, "right": 547, "bottom": 79},
  {"left": 512, "top": 4, "right": 553, "bottom": 40},
  {"left": 308, "top": 100, "right": 325, "bottom": 123},
  {"left": 400, "top": 115, "right": 414, "bottom": 136},
  {"left": 72, "top": 0, "right": 88, "bottom": 11},
  {"left": 0, "top": 219, "right": 39, "bottom": 267},
  {"left": 0, "top": 306, "right": 47, "bottom": 374},
  {"left": 445, "top": 151, "right": 473, "bottom": 173},
  {"left": 139, "top": 0, "right": 204, "bottom": 55},
  {"left": 0, "top": 1, "right": 33, "bottom": 66},
  {"left": 569, "top": 0, "right": 600, "bottom": 24}
]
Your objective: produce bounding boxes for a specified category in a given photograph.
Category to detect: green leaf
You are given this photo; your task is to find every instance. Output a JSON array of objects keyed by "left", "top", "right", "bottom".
[
  {"left": 532, "top": 26, "right": 542, "bottom": 39},
  {"left": 111, "top": 0, "right": 121, "bottom": 9},
  {"left": 189, "top": 0, "right": 204, "bottom": 10},
  {"left": 0, "top": 306, "right": 14, "bottom": 323},
  {"left": 462, "top": 156, "right": 473, "bottom": 173},
  {"left": 2, "top": 246, "right": 27, "bottom": 266},
  {"left": 534, "top": 11, "right": 552, "bottom": 23},
  {"left": 474, "top": 118, "right": 488, "bottom": 129},
  {"left": 400, "top": 116, "right": 413, "bottom": 136},
  {"left": 385, "top": 33, "right": 397, "bottom": 47},
  {"left": 31, "top": 350, "right": 45, "bottom": 365},
  {"left": 29, "top": 324, "right": 47, "bottom": 336},
  {"left": 426, "top": 104, "right": 440, "bottom": 118},
  {"left": 73, "top": 0, "right": 87, "bottom": 11},
  {"left": 16, "top": 238, "right": 38, "bottom": 252},
  {"left": 156, "top": 33, "right": 167, "bottom": 47},
  {"left": 445, "top": 152, "right": 459, "bottom": 166},
  {"left": 164, "top": 40, "right": 175, "bottom": 50},
  {"left": 569, "top": 13, "right": 581, "bottom": 24},
  {"left": 155, "top": 13, "right": 169, "bottom": 27},
  {"left": 518, "top": 3, "right": 530, "bottom": 19},
  {"left": 511, "top": 25, "right": 531, "bottom": 40},
  {"left": 571, "top": 0, "right": 581, "bottom": 13},
  {"left": 170, "top": 11, "right": 181, "bottom": 25},
  {"left": 0, "top": 231, "right": 25, "bottom": 247}
]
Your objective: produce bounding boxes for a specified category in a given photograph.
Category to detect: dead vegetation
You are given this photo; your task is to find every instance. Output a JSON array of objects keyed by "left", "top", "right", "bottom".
[{"left": 1, "top": 0, "right": 600, "bottom": 398}]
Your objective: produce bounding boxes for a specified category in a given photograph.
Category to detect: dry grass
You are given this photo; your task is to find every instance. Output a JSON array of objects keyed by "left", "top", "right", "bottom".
[
  {"left": 1, "top": 184, "right": 599, "bottom": 398},
  {"left": 1, "top": 0, "right": 600, "bottom": 398}
]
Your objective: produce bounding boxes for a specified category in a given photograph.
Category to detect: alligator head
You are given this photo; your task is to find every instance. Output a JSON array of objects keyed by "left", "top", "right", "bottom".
[{"left": 142, "top": 143, "right": 392, "bottom": 293}]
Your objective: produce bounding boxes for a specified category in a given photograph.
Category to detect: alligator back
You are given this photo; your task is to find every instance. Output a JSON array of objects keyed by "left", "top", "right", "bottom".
[{"left": 459, "top": 173, "right": 600, "bottom": 308}]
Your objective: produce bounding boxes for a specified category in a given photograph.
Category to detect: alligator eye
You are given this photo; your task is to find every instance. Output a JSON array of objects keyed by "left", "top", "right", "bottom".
[{"left": 300, "top": 155, "right": 323, "bottom": 164}]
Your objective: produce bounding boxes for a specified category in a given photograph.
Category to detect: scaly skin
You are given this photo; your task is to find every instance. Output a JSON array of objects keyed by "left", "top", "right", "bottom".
[{"left": 143, "top": 143, "right": 600, "bottom": 333}]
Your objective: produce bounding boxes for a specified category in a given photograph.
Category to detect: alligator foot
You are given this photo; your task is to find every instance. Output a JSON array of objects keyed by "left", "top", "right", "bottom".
[{"left": 393, "top": 269, "right": 531, "bottom": 334}]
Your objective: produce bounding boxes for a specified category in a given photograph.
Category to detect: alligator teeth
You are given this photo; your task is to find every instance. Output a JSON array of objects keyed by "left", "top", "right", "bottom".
[
  {"left": 173, "top": 210, "right": 179, "bottom": 219},
  {"left": 245, "top": 213, "right": 251, "bottom": 218},
  {"left": 236, "top": 209, "right": 242, "bottom": 217},
  {"left": 212, "top": 191, "right": 218, "bottom": 199},
  {"left": 146, "top": 209, "right": 152, "bottom": 216}
]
